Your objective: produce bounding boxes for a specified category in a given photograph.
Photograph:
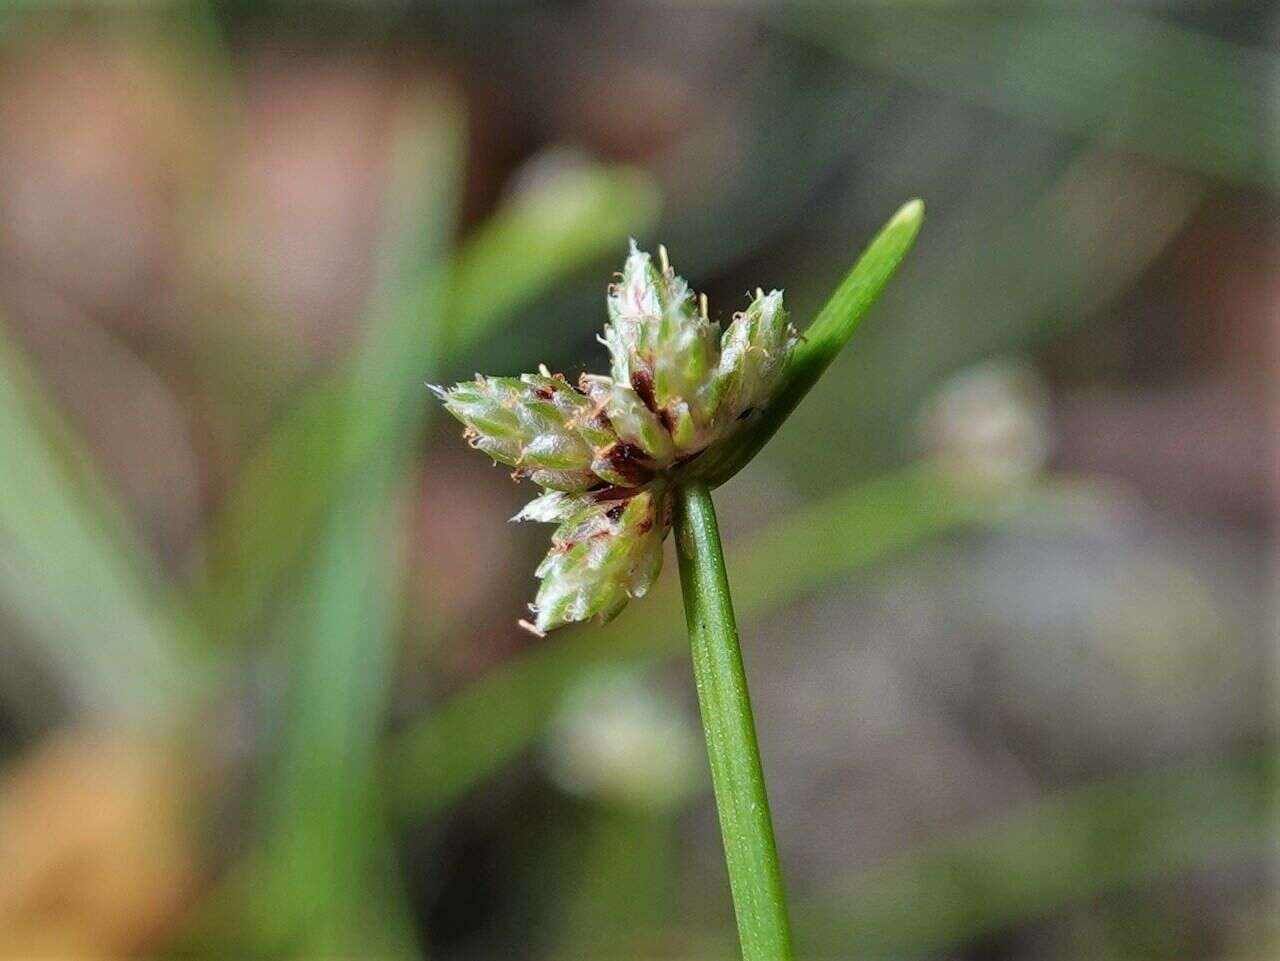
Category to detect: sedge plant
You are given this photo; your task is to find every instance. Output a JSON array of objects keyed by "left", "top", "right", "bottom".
[{"left": 434, "top": 199, "right": 924, "bottom": 960}]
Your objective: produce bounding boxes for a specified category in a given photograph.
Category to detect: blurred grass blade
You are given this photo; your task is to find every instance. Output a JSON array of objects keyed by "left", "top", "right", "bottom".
[
  {"left": 794, "top": 751, "right": 1274, "bottom": 957},
  {"left": 250, "top": 92, "right": 461, "bottom": 957},
  {"left": 254, "top": 485, "right": 417, "bottom": 956},
  {"left": 665, "top": 751, "right": 1272, "bottom": 958},
  {"left": 447, "top": 158, "right": 659, "bottom": 357},
  {"left": 556, "top": 809, "right": 678, "bottom": 955},
  {"left": 701, "top": 199, "right": 923, "bottom": 486},
  {"left": 0, "top": 323, "right": 192, "bottom": 719},
  {"left": 197, "top": 159, "right": 658, "bottom": 644},
  {"left": 781, "top": 7, "right": 1271, "bottom": 187},
  {"left": 389, "top": 464, "right": 1032, "bottom": 819},
  {"left": 195, "top": 385, "right": 348, "bottom": 641}
]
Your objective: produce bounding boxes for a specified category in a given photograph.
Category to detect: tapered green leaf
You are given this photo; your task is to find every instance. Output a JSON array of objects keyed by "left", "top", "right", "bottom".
[
  {"left": 248, "top": 92, "right": 460, "bottom": 959},
  {"left": 694, "top": 199, "right": 924, "bottom": 487}
]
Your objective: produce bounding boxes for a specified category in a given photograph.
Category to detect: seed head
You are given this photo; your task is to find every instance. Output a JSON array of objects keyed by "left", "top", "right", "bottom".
[{"left": 434, "top": 243, "right": 797, "bottom": 631}]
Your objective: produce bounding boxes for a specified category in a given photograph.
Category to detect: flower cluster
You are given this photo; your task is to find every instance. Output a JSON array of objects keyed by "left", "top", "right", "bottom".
[{"left": 434, "top": 242, "right": 797, "bottom": 634}]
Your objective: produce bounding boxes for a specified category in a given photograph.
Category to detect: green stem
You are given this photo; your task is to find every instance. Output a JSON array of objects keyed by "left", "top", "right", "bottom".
[{"left": 674, "top": 481, "right": 794, "bottom": 961}]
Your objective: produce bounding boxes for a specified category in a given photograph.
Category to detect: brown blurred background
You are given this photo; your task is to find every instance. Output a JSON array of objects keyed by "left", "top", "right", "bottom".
[{"left": 0, "top": 2, "right": 1274, "bottom": 960}]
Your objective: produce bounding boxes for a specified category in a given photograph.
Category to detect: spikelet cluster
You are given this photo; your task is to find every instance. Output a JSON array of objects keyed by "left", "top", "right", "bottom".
[{"left": 434, "top": 242, "right": 797, "bottom": 633}]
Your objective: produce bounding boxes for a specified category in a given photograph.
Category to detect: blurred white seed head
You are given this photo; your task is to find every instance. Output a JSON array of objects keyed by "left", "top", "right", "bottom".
[
  {"left": 916, "top": 358, "right": 1052, "bottom": 489},
  {"left": 544, "top": 666, "right": 701, "bottom": 811}
]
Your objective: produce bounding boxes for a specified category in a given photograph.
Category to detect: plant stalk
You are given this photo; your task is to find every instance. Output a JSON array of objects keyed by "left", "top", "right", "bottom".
[{"left": 674, "top": 481, "right": 794, "bottom": 961}]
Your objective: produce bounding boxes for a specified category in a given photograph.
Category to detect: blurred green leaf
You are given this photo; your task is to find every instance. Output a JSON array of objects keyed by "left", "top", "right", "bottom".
[
  {"left": 389, "top": 464, "right": 1045, "bottom": 819},
  {"left": 447, "top": 159, "right": 660, "bottom": 358},
  {"left": 797, "top": 751, "right": 1274, "bottom": 957},
  {"left": 254, "top": 487, "right": 414, "bottom": 955},
  {"left": 641, "top": 751, "right": 1272, "bottom": 959},
  {"left": 555, "top": 809, "right": 677, "bottom": 956},
  {"left": 249, "top": 92, "right": 462, "bottom": 958},
  {"left": 781, "top": 7, "right": 1272, "bottom": 187},
  {"left": 0, "top": 324, "right": 194, "bottom": 720}
]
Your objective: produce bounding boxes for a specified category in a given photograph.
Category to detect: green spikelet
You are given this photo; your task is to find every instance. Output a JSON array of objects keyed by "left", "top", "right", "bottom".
[
  {"left": 527, "top": 489, "right": 668, "bottom": 634},
  {"left": 434, "top": 371, "right": 618, "bottom": 492},
  {"left": 714, "top": 288, "right": 797, "bottom": 423},
  {"left": 603, "top": 242, "right": 720, "bottom": 451}
]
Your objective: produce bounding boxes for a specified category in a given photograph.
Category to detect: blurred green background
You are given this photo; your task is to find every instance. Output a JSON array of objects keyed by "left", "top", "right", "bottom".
[{"left": 0, "top": 2, "right": 1273, "bottom": 959}]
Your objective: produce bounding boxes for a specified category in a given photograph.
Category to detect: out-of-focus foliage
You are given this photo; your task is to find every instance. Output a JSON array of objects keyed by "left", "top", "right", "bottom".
[{"left": 0, "top": 2, "right": 1272, "bottom": 960}]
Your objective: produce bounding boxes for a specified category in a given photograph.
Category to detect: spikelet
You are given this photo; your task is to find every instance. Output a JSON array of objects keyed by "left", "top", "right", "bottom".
[
  {"left": 528, "top": 489, "right": 669, "bottom": 634},
  {"left": 602, "top": 242, "right": 720, "bottom": 451},
  {"left": 713, "top": 288, "right": 797, "bottom": 424}
]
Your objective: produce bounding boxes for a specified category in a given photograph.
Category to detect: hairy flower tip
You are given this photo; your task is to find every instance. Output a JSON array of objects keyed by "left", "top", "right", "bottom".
[
  {"left": 714, "top": 288, "right": 796, "bottom": 422},
  {"left": 603, "top": 242, "right": 720, "bottom": 448},
  {"left": 436, "top": 372, "right": 630, "bottom": 492},
  {"left": 530, "top": 489, "right": 668, "bottom": 633}
]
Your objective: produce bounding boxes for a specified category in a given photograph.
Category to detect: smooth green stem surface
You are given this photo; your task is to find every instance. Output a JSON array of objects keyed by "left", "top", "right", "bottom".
[{"left": 674, "top": 481, "right": 794, "bottom": 961}]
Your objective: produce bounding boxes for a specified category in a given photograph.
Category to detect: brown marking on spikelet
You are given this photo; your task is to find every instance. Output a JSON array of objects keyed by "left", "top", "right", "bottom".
[
  {"left": 630, "top": 367, "right": 657, "bottom": 412},
  {"left": 605, "top": 442, "right": 654, "bottom": 486},
  {"left": 589, "top": 483, "right": 639, "bottom": 503}
]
